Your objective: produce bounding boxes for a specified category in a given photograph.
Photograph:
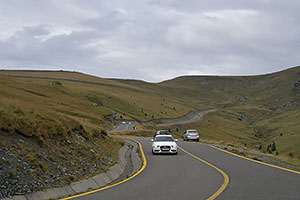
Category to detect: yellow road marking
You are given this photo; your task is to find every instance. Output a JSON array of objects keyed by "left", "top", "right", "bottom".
[
  {"left": 178, "top": 146, "right": 229, "bottom": 200},
  {"left": 60, "top": 140, "right": 147, "bottom": 200},
  {"left": 209, "top": 145, "right": 300, "bottom": 175}
]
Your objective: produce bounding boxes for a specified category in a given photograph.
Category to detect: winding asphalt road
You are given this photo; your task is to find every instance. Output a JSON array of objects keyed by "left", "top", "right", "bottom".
[
  {"left": 112, "top": 123, "right": 134, "bottom": 132},
  {"left": 71, "top": 138, "right": 300, "bottom": 200},
  {"left": 111, "top": 109, "right": 214, "bottom": 132}
]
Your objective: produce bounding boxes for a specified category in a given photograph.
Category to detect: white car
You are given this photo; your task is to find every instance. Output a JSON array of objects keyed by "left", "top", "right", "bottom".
[
  {"left": 151, "top": 135, "right": 178, "bottom": 155},
  {"left": 122, "top": 121, "right": 126, "bottom": 125}
]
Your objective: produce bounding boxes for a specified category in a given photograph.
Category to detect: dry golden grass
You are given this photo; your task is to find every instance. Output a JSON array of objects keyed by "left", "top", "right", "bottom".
[{"left": 1, "top": 67, "right": 300, "bottom": 168}]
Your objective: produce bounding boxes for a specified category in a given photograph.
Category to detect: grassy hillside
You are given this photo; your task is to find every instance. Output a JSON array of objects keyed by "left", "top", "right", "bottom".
[
  {"left": 1, "top": 66, "right": 300, "bottom": 175},
  {"left": 0, "top": 70, "right": 193, "bottom": 121},
  {"left": 0, "top": 72, "right": 125, "bottom": 195},
  {"left": 111, "top": 66, "right": 300, "bottom": 166}
]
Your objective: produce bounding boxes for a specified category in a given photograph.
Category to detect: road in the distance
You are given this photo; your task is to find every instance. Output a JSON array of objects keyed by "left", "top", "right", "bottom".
[
  {"left": 73, "top": 139, "right": 300, "bottom": 200},
  {"left": 112, "top": 123, "right": 134, "bottom": 132},
  {"left": 110, "top": 109, "right": 215, "bottom": 132}
]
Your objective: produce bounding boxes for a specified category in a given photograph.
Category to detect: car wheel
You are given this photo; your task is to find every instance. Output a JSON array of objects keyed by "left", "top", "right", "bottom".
[{"left": 152, "top": 151, "right": 155, "bottom": 155}]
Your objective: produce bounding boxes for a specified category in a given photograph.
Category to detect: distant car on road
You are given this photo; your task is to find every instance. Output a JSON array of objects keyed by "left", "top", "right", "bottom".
[
  {"left": 154, "top": 130, "right": 170, "bottom": 138},
  {"left": 122, "top": 121, "right": 126, "bottom": 125},
  {"left": 151, "top": 135, "right": 178, "bottom": 155},
  {"left": 183, "top": 129, "right": 199, "bottom": 141},
  {"left": 128, "top": 122, "right": 132, "bottom": 125}
]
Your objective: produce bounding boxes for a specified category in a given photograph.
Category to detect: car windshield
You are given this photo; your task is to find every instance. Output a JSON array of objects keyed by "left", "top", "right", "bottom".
[
  {"left": 188, "top": 131, "right": 198, "bottom": 134},
  {"left": 158, "top": 130, "right": 169, "bottom": 135},
  {"left": 155, "top": 136, "right": 174, "bottom": 142}
]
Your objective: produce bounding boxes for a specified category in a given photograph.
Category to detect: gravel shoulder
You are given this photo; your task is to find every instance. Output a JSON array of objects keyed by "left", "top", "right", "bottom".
[{"left": 209, "top": 143, "right": 300, "bottom": 172}]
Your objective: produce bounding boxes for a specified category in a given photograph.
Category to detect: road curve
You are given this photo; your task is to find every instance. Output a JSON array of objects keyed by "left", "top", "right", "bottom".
[
  {"left": 156, "top": 109, "right": 215, "bottom": 127},
  {"left": 70, "top": 138, "right": 224, "bottom": 200},
  {"left": 69, "top": 139, "right": 300, "bottom": 200},
  {"left": 111, "top": 109, "right": 214, "bottom": 132},
  {"left": 179, "top": 142, "right": 300, "bottom": 199}
]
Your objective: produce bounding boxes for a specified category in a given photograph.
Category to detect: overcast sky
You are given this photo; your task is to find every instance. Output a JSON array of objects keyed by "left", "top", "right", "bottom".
[{"left": 0, "top": 0, "right": 299, "bottom": 82}]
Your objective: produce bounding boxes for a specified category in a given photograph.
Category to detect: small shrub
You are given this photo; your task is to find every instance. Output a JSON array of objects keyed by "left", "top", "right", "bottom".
[
  {"left": 8, "top": 170, "right": 15, "bottom": 179},
  {"left": 271, "top": 141, "right": 276, "bottom": 152},
  {"left": 38, "top": 162, "right": 49, "bottom": 172},
  {"left": 30, "top": 171, "right": 38, "bottom": 178},
  {"left": 267, "top": 149, "right": 272, "bottom": 154},
  {"left": 47, "top": 155, "right": 54, "bottom": 162},
  {"left": 61, "top": 175, "right": 75, "bottom": 184},
  {"left": 26, "top": 153, "right": 36, "bottom": 164},
  {"left": 13, "top": 108, "right": 24, "bottom": 115},
  {"left": 289, "top": 152, "right": 294, "bottom": 158},
  {"left": 100, "top": 130, "right": 107, "bottom": 136},
  {"left": 258, "top": 144, "right": 262, "bottom": 150},
  {"left": 16, "top": 165, "right": 22, "bottom": 171},
  {"left": 266, "top": 144, "right": 272, "bottom": 154}
]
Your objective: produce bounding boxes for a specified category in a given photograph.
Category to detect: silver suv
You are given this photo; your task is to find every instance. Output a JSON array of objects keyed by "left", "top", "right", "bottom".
[{"left": 183, "top": 129, "right": 199, "bottom": 141}]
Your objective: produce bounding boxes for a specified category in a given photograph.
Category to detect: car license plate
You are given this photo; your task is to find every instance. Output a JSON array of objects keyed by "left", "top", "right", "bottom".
[{"left": 162, "top": 148, "right": 169, "bottom": 150}]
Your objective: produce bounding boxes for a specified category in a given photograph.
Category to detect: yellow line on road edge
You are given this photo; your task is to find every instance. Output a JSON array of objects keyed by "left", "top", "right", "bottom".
[
  {"left": 178, "top": 146, "right": 229, "bottom": 200},
  {"left": 60, "top": 140, "right": 147, "bottom": 200},
  {"left": 209, "top": 145, "right": 300, "bottom": 175}
]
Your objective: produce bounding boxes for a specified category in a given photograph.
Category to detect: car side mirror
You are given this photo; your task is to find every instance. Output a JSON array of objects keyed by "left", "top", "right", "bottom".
[
  {"left": 151, "top": 139, "right": 154, "bottom": 142},
  {"left": 175, "top": 139, "right": 178, "bottom": 142}
]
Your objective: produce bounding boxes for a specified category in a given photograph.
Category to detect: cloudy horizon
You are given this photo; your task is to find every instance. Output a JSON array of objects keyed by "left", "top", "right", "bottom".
[{"left": 0, "top": 0, "right": 299, "bottom": 82}]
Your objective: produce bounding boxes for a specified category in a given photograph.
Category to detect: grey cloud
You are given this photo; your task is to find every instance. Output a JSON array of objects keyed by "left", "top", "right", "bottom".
[
  {"left": 81, "top": 9, "right": 129, "bottom": 31},
  {"left": 0, "top": 0, "right": 299, "bottom": 81},
  {"left": 0, "top": 25, "right": 99, "bottom": 68}
]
